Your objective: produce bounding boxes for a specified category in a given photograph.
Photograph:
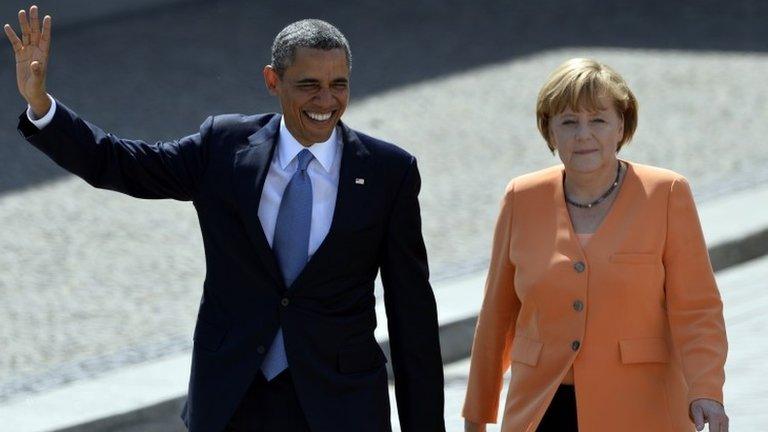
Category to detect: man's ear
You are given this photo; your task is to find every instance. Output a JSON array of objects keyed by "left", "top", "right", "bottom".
[{"left": 263, "top": 65, "right": 280, "bottom": 96}]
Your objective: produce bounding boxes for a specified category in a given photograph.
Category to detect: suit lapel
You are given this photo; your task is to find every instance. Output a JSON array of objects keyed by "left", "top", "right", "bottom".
[
  {"left": 233, "top": 114, "right": 285, "bottom": 291},
  {"left": 291, "top": 122, "right": 371, "bottom": 290}
]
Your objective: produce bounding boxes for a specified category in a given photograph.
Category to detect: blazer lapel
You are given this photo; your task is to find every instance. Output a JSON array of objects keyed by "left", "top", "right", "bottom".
[
  {"left": 554, "top": 159, "right": 636, "bottom": 258},
  {"left": 554, "top": 166, "right": 587, "bottom": 260},
  {"left": 233, "top": 114, "right": 285, "bottom": 291},
  {"left": 290, "top": 122, "right": 372, "bottom": 290}
]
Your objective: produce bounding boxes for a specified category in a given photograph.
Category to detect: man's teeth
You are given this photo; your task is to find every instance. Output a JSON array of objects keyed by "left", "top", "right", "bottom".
[{"left": 306, "top": 112, "right": 332, "bottom": 121}]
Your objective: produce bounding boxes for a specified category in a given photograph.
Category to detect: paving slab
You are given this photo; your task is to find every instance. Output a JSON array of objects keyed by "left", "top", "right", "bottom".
[
  {"left": 1, "top": 180, "right": 765, "bottom": 431},
  {"left": 4, "top": 48, "right": 768, "bottom": 406},
  {"left": 2, "top": 2, "right": 768, "bottom": 426}
]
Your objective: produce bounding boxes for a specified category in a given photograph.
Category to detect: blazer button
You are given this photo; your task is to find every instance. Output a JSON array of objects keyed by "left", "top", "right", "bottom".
[
  {"left": 257, "top": 345, "right": 266, "bottom": 354},
  {"left": 573, "top": 261, "right": 586, "bottom": 273},
  {"left": 571, "top": 340, "right": 581, "bottom": 351},
  {"left": 573, "top": 300, "right": 584, "bottom": 312},
  {"left": 281, "top": 298, "right": 290, "bottom": 307}
]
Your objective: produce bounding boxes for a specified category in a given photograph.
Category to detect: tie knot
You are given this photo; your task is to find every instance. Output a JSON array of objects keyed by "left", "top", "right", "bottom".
[{"left": 296, "top": 149, "right": 313, "bottom": 172}]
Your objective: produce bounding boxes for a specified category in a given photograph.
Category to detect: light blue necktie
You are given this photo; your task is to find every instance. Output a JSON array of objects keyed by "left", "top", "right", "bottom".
[{"left": 261, "top": 149, "right": 314, "bottom": 381}]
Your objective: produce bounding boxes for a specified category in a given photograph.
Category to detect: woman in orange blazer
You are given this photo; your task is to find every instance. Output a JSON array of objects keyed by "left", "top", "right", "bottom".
[{"left": 462, "top": 58, "right": 729, "bottom": 432}]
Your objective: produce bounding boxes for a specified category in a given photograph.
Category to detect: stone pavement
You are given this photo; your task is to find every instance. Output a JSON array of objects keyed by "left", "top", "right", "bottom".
[
  {"left": 1, "top": 182, "right": 765, "bottom": 431},
  {"left": 3, "top": 48, "right": 768, "bottom": 405},
  {"left": 1, "top": 0, "right": 768, "bottom": 428},
  {"left": 391, "top": 255, "right": 768, "bottom": 432}
]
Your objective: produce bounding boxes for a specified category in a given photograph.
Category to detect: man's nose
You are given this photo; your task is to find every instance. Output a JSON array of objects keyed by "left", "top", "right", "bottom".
[{"left": 313, "top": 87, "right": 334, "bottom": 106}]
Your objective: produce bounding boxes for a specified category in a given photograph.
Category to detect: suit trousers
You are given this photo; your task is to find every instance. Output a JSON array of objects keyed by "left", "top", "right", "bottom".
[
  {"left": 536, "top": 385, "right": 578, "bottom": 432},
  {"left": 224, "top": 370, "right": 310, "bottom": 432}
]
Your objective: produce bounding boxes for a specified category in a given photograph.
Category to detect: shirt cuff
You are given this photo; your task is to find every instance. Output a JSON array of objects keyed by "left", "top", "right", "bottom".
[{"left": 26, "top": 94, "right": 57, "bottom": 129}]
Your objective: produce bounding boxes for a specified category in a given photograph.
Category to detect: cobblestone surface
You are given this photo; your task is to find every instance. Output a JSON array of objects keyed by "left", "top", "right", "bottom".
[{"left": 2, "top": 0, "right": 768, "bottom": 404}]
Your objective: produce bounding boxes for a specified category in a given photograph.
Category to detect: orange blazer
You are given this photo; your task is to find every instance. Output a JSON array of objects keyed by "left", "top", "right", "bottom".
[{"left": 462, "top": 162, "right": 727, "bottom": 432}]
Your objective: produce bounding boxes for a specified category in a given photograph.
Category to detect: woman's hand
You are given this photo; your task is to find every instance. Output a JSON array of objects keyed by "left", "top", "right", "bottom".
[
  {"left": 690, "top": 398, "right": 729, "bottom": 432},
  {"left": 464, "top": 420, "right": 487, "bottom": 432}
]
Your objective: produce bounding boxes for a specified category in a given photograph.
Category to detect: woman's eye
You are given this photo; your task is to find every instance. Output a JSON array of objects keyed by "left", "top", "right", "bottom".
[
  {"left": 591, "top": 118, "right": 605, "bottom": 123},
  {"left": 562, "top": 120, "right": 576, "bottom": 125}
]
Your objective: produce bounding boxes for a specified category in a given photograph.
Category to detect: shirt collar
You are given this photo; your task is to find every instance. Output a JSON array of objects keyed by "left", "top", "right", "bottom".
[{"left": 278, "top": 116, "right": 339, "bottom": 173}]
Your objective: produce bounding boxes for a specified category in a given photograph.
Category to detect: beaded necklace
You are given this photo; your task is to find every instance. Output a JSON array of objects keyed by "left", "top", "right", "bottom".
[{"left": 565, "top": 162, "right": 622, "bottom": 209}]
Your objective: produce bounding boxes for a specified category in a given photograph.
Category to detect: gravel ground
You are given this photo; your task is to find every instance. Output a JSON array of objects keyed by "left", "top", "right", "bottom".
[{"left": 1, "top": 0, "right": 768, "bottom": 404}]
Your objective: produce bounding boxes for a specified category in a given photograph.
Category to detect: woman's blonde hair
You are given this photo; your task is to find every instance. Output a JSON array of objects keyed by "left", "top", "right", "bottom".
[{"left": 536, "top": 58, "right": 638, "bottom": 153}]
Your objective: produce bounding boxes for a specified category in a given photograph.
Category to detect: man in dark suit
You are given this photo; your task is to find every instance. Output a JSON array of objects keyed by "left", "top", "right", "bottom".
[{"left": 5, "top": 6, "right": 445, "bottom": 432}]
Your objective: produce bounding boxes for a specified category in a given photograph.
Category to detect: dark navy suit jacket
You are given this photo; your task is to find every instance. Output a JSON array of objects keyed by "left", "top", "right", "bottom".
[{"left": 18, "top": 102, "right": 445, "bottom": 432}]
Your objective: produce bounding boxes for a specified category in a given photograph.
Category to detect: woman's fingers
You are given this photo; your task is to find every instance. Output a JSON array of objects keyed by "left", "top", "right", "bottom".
[
  {"left": 705, "top": 407, "right": 729, "bottom": 432},
  {"left": 707, "top": 413, "right": 720, "bottom": 432},
  {"left": 692, "top": 399, "right": 730, "bottom": 432},
  {"left": 721, "top": 415, "right": 729, "bottom": 432},
  {"left": 3, "top": 24, "right": 23, "bottom": 54},
  {"left": 691, "top": 403, "right": 705, "bottom": 431}
]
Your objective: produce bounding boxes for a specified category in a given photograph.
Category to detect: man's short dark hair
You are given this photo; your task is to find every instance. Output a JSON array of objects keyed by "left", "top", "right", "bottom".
[{"left": 271, "top": 19, "right": 352, "bottom": 76}]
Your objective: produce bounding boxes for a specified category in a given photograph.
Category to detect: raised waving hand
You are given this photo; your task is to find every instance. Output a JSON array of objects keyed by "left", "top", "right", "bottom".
[{"left": 4, "top": 5, "right": 52, "bottom": 117}]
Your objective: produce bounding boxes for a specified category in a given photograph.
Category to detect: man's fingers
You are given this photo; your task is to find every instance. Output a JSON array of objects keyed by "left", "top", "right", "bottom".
[
  {"left": 3, "top": 24, "right": 23, "bottom": 53},
  {"left": 691, "top": 404, "right": 705, "bottom": 431},
  {"left": 40, "top": 15, "right": 51, "bottom": 54},
  {"left": 18, "top": 9, "right": 30, "bottom": 45},
  {"left": 29, "top": 5, "right": 40, "bottom": 45}
]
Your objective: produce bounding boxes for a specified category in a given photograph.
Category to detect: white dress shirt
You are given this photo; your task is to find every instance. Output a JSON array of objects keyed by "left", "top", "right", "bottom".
[
  {"left": 26, "top": 94, "right": 57, "bottom": 128},
  {"left": 27, "top": 99, "right": 341, "bottom": 258}
]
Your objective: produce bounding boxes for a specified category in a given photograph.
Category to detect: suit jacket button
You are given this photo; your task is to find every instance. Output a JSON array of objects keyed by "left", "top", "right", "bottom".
[
  {"left": 281, "top": 298, "right": 290, "bottom": 307},
  {"left": 573, "top": 300, "right": 584, "bottom": 312},
  {"left": 573, "top": 261, "right": 586, "bottom": 273},
  {"left": 571, "top": 340, "right": 581, "bottom": 351},
  {"left": 257, "top": 345, "right": 266, "bottom": 354}
]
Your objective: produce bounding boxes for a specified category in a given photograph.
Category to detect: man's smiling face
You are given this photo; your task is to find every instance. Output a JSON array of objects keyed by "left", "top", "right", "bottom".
[{"left": 264, "top": 47, "right": 350, "bottom": 146}]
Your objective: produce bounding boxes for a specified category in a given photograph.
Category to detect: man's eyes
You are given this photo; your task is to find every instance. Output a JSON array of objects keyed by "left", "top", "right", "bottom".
[{"left": 296, "top": 83, "right": 347, "bottom": 91}]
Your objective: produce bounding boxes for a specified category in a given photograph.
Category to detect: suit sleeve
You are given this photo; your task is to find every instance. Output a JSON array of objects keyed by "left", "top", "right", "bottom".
[
  {"left": 462, "top": 180, "right": 520, "bottom": 423},
  {"left": 663, "top": 177, "right": 728, "bottom": 406},
  {"left": 379, "top": 157, "right": 445, "bottom": 432},
  {"left": 18, "top": 100, "right": 210, "bottom": 201}
]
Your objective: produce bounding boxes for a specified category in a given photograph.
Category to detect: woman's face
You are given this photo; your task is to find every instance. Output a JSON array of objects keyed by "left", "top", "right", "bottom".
[{"left": 549, "top": 98, "right": 624, "bottom": 173}]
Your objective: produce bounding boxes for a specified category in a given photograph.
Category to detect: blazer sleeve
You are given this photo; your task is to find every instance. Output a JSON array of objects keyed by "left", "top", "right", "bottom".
[
  {"left": 379, "top": 157, "right": 445, "bottom": 432},
  {"left": 18, "top": 100, "right": 210, "bottom": 201},
  {"left": 663, "top": 176, "right": 728, "bottom": 405},
  {"left": 462, "top": 180, "right": 520, "bottom": 423}
]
